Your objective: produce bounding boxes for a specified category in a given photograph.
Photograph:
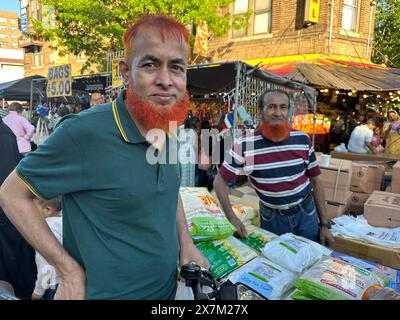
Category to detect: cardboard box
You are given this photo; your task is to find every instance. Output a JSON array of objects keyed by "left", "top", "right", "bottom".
[
  {"left": 319, "top": 158, "right": 353, "bottom": 203},
  {"left": 350, "top": 163, "right": 385, "bottom": 194},
  {"left": 364, "top": 191, "right": 400, "bottom": 228},
  {"left": 346, "top": 192, "right": 371, "bottom": 215},
  {"left": 392, "top": 183, "right": 400, "bottom": 194},
  {"left": 326, "top": 200, "right": 349, "bottom": 220},
  {"left": 331, "top": 236, "right": 400, "bottom": 269},
  {"left": 392, "top": 161, "right": 400, "bottom": 186}
]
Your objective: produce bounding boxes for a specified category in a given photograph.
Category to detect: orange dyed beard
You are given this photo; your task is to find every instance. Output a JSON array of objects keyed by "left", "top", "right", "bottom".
[
  {"left": 259, "top": 122, "right": 291, "bottom": 142},
  {"left": 125, "top": 86, "right": 189, "bottom": 133}
]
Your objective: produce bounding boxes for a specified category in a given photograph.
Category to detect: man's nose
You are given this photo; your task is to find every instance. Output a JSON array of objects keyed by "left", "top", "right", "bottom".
[{"left": 156, "top": 67, "right": 173, "bottom": 88}]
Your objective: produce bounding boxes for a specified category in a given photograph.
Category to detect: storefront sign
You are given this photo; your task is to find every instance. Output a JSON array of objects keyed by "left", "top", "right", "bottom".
[
  {"left": 46, "top": 64, "right": 72, "bottom": 97},
  {"left": 112, "top": 58, "right": 124, "bottom": 88},
  {"left": 304, "top": 0, "right": 320, "bottom": 25}
]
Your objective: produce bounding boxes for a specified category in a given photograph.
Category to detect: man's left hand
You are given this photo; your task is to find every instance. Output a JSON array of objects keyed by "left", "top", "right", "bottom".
[
  {"left": 180, "top": 244, "right": 210, "bottom": 270},
  {"left": 319, "top": 227, "right": 335, "bottom": 247}
]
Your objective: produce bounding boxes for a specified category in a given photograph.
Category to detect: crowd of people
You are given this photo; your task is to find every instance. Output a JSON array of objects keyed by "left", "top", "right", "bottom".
[
  {"left": 333, "top": 109, "right": 400, "bottom": 155},
  {"left": 0, "top": 14, "right": 398, "bottom": 301}
]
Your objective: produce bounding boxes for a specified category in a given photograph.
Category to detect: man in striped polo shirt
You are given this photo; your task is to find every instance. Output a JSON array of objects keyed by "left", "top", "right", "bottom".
[{"left": 213, "top": 89, "right": 334, "bottom": 246}]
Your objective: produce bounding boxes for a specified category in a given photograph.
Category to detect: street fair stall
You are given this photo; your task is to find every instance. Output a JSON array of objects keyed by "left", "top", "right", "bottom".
[
  {"left": 187, "top": 61, "right": 317, "bottom": 132},
  {"left": 177, "top": 186, "right": 400, "bottom": 300}
]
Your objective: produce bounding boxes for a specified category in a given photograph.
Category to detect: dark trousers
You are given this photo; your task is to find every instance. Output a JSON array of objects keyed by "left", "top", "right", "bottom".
[{"left": 0, "top": 210, "right": 37, "bottom": 300}]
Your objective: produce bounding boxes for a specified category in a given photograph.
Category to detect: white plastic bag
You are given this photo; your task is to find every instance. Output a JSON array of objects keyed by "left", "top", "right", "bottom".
[
  {"left": 261, "top": 233, "right": 332, "bottom": 274},
  {"left": 226, "top": 256, "right": 297, "bottom": 300}
]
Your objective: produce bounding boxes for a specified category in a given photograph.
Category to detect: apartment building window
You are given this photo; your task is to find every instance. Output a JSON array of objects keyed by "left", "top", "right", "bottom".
[
  {"left": 0, "top": 18, "right": 7, "bottom": 23},
  {"left": 342, "top": 0, "right": 358, "bottom": 32},
  {"left": 232, "top": 0, "right": 272, "bottom": 38},
  {"left": 9, "top": 19, "right": 16, "bottom": 24},
  {"left": 0, "top": 41, "right": 8, "bottom": 47},
  {"left": 33, "top": 47, "right": 43, "bottom": 67},
  {"left": 0, "top": 26, "right": 7, "bottom": 31},
  {"left": 0, "top": 34, "right": 8, "bottom": 39},
  {"left": 10, "top": 26, "right": 17, "bottom": 31},
  {"left": 12, "top": 43, "right": 18, "bottom": 47},
  {"left": 11, "top": 35, "right": 17, "bottom": 39}
]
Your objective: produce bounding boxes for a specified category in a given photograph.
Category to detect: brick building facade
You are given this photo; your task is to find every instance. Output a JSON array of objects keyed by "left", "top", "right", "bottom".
[
  {"left": 19, "top": 0, "right": 96, "bottom": 78},
  {"left": 0, "top": 10, "right": 24, "bottom": 83},
  {"left": 208, "top": 0, "right": 376, "bottom": 63}
]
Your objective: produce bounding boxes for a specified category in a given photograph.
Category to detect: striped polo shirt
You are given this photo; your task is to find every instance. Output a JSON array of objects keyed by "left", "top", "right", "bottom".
[{"left": 219, "top": 129, "right": 321, "bottom": 209}]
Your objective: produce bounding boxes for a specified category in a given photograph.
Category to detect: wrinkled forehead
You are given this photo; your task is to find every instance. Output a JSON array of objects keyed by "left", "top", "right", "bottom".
[
  {"left": 133, "top": 27, "right": 188, "bottom": 54},
  {"left": 263, "top": 92, "right": 290, "bottom": 106}
]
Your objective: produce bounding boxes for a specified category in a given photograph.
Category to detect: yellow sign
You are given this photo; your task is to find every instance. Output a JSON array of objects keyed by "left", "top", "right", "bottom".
[
  {"left": 112, "top": 58, "right": 124, "bottom": 88},
  {"left": 304, "top": 0, "right": 320, "bottom": 24},
  {"left": 46, "top": 64, "right": 72, "bottom": 97}
]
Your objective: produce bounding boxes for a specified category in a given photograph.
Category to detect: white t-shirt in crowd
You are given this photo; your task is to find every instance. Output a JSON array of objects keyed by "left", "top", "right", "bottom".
[
  {"left": 33, "top": 216, "right": 62, "bottom": 296},
  {"left": 348, "top": 125, "right": 374, "bottom": 154}
]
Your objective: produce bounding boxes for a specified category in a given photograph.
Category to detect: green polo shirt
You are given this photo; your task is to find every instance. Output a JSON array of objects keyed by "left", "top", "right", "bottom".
[{"left": 16, "top": 91, "right": 181, "bottom": 299}]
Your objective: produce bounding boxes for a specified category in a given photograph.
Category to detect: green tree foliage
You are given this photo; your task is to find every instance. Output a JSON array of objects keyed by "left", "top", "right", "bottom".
[
  {"left": 34, "top": 0, "right": 244, "bottom": 72},
  {"left": 372, "top": 0, "right": 400, "bottom": 67}
]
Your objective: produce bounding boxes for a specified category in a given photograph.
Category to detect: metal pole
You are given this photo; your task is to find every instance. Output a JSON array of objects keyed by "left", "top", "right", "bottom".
[
  {"left": 329, "top": 0, "right": 334, "bottom": 51},
  {"left": 29, "top": 79, "right": 34, "bottom": 121},
  {"left": 233, "top": 61, "right": 242, "bottom": 130},
  {"left": 366, "top": 4, "right": 374, "bottom": 58}
]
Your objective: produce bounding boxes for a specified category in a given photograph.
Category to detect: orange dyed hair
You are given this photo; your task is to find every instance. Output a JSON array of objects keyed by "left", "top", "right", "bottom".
[{"left": 123, "top": 15, "right": 190, "bottom": 64}]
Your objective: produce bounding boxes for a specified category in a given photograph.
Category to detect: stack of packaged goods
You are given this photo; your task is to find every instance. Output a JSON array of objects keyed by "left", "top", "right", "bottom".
[
  {"left": 180, "top": 187, "right": 237, "bottom": 242},
  {"left": 291, "top": 256, "right": 384, "bottom": 300}
]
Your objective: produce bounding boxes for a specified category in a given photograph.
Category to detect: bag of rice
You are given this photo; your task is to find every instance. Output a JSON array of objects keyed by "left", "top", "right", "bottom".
[
  {"left": 180, "top": 187, "right": 236, "bottom": 241},
  {"left": 294, "top": 256, "right": 384, "bottom": 300},
  {"left": 196, "top": 236, "right": 258, "bottom": 279},
  {"left": 226, "top": 256, "right": 297, "bottom": 300},
  {"left": 238, "top": 225, "right": 277, "bottom": 252},
  {"left": 261, "top": 233, "right": 332, "bottom": 274},
  {"left": 286, "top": 289, "right": 318, "bottom": 300},
  {"left": 230, "top": 197, "right": 259, "bottom": 226}
]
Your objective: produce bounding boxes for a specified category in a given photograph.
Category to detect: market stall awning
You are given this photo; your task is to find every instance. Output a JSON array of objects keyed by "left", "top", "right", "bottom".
[
  {"left": 187, "top": 61, "right": 315, "bottom": 96},
  {"left": 0, "top": 75, "right": 46, "bottom": 101},
  {"left": 245, "top": 55, "right": 400, "bottom": 91}
]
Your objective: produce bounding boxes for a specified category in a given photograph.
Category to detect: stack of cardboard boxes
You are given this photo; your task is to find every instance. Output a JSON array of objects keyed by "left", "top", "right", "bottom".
[
  {"left": 318, "top": 157, "right": 353, "bottom": 219},
  {"left": 392, "top": 161, "right": 400, "bottom": 194},
  {"left": 317, "top": 154, "right": 385, "bottom": 219},
  {"left": 347, "top": 163, "right": 386, "bottom": 215}
]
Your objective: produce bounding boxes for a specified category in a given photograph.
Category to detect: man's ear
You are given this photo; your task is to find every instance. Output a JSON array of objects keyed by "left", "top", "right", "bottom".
[{"left": 119, "top": 60, "right": 130, "bottom": 85}]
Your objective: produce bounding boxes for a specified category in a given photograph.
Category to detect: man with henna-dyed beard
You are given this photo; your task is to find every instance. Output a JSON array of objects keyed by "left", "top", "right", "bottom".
[
  {"left": 214, "top": 89, "right": 335, "bottom": 247},
  {"left": 0, "top": 15, "right": 208, "bottom": 300}
]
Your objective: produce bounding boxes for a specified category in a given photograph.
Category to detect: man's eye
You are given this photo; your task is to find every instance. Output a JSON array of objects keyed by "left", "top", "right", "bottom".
[
  {"left": 143, "top": 63, "right": 156, "bottom": 68},
  {"left": 172, "top": 65, "right": 184, "bottom": 72}
]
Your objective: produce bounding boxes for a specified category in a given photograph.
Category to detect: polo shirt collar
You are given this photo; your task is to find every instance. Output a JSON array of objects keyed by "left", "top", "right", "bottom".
[{"left": 112, "top": 90, "right": 146, "bottom": 144}]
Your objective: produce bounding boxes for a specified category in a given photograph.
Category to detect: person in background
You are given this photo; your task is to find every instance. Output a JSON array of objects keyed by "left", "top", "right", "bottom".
[
  {"left": 31, "top": 197, "right": 62, "bottom": 300},
  {"left": 0, "top": 15, "right": 208, "bottom": 300},
  {"left": 371, "top": 126, "right": 385, "bottom": 153},
  {"left": 214, "top": 89, "right": 334, "bottom": 246},
  {"left": 384, "top": 110, "right": 400, "bottom": 155},
  {"left": 89, "top": 92, "right": 106, "bottom": 107},
  {"left": 0, "top": 119, "right": 37, "bottom": 300},
  {"left": 347, "top": 118, "right": 378, "bottom": 154},
  {"left": 2, "top": 102, "right": 35, "bottom": 157}
]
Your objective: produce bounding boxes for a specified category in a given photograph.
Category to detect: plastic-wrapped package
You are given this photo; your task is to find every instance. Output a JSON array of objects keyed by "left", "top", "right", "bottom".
[
  {"left": 294, "top": 256, "right": 384, "bottom": 300},
  {"left": 261, "top": 233, "right": 332, "bottom": 273},
  {"left": 226, "top": 256, "right": 297, "bottom": 300}
]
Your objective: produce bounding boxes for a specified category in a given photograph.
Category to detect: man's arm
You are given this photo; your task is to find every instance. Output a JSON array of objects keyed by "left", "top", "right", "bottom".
[
  {"left": 0, "top": 171, "right": 86, "bottom": 299},
  {"left": 310, "top": 175, "right": 335, "bottom": 247},
  {"left": 176, "top": 194, "right": 210, "bottom": 269},
  {"left": 365, "top": 141, "right": 377, "bottom": 154},
  {"left": 213, "top": 173, "right": 247, "bottom": 238}
]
